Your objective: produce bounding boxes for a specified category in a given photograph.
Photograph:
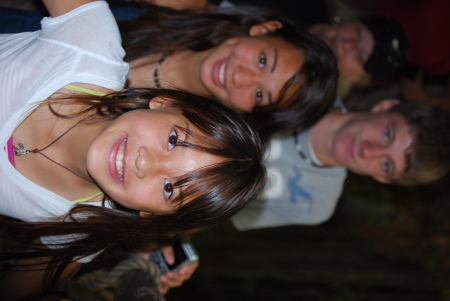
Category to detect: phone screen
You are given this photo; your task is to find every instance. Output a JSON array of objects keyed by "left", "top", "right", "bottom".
[{"left": 167, "top": 239, "right": 187, "bottom": 270}]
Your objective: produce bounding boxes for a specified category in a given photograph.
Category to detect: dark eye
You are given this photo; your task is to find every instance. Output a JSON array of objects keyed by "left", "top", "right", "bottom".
[
  {"left": 383, "top": 127, "right": 391, "bottom": 142},
  {"left": 255, "top": 88, "right": 263, "bottom": 103},
  {"left": 168, "top": 129, "right": 178, "bottom": 150},
  {"left": 258, "top": 53, "right": 266, "bottom": 69},
  {"left": 381, "top": 157, "right": 392, "bottom": 174},
  {"left": 164, "top": 179, "right": 173, "bottom": 200}
]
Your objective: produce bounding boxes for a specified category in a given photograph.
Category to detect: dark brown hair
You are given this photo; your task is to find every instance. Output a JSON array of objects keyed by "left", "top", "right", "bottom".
[
  {"left": 387, "top": 101, "right": 450, "bottom": 186},
  {"left": 0, "top": 88, "right": 266, "bottom": 290},
  {"left": 119, "top": 4, "right": 337, "bottom": 139}
]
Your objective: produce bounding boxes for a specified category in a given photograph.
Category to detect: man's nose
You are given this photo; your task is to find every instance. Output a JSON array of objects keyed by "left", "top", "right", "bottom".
[
  {"left": 340, "top": 37, "right": 358, "bottom": 51},
  {"left": 233, "top": 65, "right": 259, "bottom": 88},
  {"left": 361, "top": 141, "right": 386, "bottom": 158}
]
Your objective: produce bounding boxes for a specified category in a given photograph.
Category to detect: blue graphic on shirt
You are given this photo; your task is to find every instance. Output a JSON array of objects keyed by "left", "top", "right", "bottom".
[{"left": 288, "top": 167, "right": 312, "bottom": 205}]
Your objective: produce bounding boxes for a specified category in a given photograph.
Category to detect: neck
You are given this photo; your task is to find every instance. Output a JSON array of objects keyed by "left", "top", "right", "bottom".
[
  {"left": 128, "top": 50, "right": 212, "bottom": 97},
  {"left": 14, "top": 106, "right": 108, "bottom": 200},
  {"left": 309, "top": 110, "right": 354, "bottom": 167},
  {"left": 59, "top": 118, "right": 107, "bottom": 182}
]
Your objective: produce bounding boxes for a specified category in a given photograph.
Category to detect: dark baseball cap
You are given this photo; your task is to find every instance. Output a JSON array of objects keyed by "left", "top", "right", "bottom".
[{"left": 361, "top": 15, "right": 409, "bottom": 80}]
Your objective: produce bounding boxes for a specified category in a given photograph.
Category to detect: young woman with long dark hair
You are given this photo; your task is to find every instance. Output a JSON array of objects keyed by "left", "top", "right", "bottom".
[{"left": 119, "top": 2, "right": 338, "bottom": 138}]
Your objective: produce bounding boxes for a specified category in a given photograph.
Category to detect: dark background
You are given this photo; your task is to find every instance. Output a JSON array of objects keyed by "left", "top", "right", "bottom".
[{"left": 166, "top": 168, "right": 450, "bottom": 301}]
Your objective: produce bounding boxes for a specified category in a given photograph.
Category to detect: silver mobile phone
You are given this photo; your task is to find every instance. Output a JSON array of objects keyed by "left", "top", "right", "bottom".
[{"left": 149, "top": 235, "right": 199, "bottom": 274}]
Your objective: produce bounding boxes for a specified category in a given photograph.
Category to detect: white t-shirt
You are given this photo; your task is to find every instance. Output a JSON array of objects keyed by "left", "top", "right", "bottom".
[{"left": 0, "top": 1, "right": 128, "bottom": 261}]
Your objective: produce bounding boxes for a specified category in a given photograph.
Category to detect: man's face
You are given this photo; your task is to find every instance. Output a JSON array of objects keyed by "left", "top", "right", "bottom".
[
  {"left": 331, "top": 111, "right": 413, "bottom": 183},
  {"left": 309, "top": 21, "right": 375, "bottom": 83}
]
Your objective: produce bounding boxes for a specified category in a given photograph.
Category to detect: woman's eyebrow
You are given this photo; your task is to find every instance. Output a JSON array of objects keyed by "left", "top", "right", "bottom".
[
  {"left": 176, "top": 120, "right": 190, "bottom": 203},
  {"left": 271, "top": 48, "right": 278, "bottom": 73},
  {"left": 267, "top": 48, "right": 278, "bottom": 104},
  {"left": 183, "top": 120, "right": 190, "bottom": 143}
]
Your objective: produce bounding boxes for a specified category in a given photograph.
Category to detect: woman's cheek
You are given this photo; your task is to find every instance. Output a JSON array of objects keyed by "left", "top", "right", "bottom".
[{"left": 229, "top": 91, "right": 254, "bottom": 112}]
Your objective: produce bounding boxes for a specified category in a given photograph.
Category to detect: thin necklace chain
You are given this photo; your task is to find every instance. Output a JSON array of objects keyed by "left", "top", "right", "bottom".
[
  {"left": 293, "top": 130, "right": 325, "bottom": 168},
  {"left": 14, "top": 118, "right": 92, "bottom": 183}
]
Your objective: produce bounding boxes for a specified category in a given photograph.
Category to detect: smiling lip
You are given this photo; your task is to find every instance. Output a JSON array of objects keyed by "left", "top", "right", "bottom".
[
  {"left": 109, "top": 135, "right": 127, "bottom": 185},
  {"left": 213, "top": 57, "right": 228, "bottom": 89}
]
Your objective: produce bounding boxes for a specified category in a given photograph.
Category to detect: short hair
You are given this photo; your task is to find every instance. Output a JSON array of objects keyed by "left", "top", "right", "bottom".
[{"left": 388, "top": 102, "right": 450, "bottom": 185}]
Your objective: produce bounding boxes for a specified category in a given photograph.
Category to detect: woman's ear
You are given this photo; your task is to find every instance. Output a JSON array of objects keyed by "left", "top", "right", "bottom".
[
  {"left": 249, "top": 21, "right": 283, "bottom": 36},
  {"left": 149, "top": 96, "right": 167, "bottom": 109},
  {"left": 371, "top": 99, "right": 401, "bottom": 113}
]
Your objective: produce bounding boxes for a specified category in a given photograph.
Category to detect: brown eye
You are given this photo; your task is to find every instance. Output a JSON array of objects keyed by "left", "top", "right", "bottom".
[
  {"left": 258, "top": 53, "right": 266, "bottom": 68},
  {"left": 168, "top": 129, "right": 178, "bottom": 150},
  {"left": 164, "top": 179, "right": 173, "bottom": 200}
]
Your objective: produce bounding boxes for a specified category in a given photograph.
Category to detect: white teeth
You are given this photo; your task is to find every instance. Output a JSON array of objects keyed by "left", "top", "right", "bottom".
[
  {"left": 219, "top": 59, "right": 227, "bottom": 87},
  {"left": 116, "top": 138, "right": 126, "bottom": 182}
]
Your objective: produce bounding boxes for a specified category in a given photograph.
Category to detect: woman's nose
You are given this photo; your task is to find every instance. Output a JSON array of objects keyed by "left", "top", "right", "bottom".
[
  {"left": 233, "top": 65, "right": 258, "bottom": 88},
  {"left": 135, "top": 146, "right": 164, "bottom": 178}
]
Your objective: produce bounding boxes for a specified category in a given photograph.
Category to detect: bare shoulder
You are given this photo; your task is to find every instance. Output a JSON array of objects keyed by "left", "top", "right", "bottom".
[{"left": 43, "top": 0, "right": 100, "bottom": 18}]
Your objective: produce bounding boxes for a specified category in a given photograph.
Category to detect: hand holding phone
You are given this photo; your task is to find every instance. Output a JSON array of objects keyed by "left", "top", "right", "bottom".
[{"left": 149, "top": 235, "right": 199, "bottom": 275}]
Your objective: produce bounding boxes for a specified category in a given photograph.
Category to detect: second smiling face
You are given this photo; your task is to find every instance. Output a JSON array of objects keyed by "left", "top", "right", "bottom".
[
  {"left": 331, "top": 112, "right": 413, "bottom": 183},
  {"left": 86, "top": 106, "right": 220, "bottom": 215},
  {"left": 200, "top": 35, "right": 304, "bottom": 112}
]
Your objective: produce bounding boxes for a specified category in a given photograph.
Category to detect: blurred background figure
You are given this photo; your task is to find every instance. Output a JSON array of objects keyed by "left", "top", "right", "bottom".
[
  {"left": 211, "top": 0, "right": 409, "bottom": 98},
  {"left": 374, "top": 0, "right": 450, "bottom": 110}
]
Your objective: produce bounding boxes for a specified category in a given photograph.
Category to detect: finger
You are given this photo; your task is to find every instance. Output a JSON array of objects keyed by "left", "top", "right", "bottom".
[
  {"left": 161, "top": 245, "right": 175, "bottom": 265},
  {"left": 160, "top": 272, "right": 183, "bottom": 288},
  {"left": 177, "top": 261, "right": 199, "bottom": 276},
  {"left": 159, "top": 282, "right": 169, "bottom": 295}
]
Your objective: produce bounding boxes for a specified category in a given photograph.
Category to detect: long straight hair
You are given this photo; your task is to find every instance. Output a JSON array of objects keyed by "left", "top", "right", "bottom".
[
  {"left": 0, "top": 88, "right": 266, "bottom": 290},
  {"left": 119, "top": 3, "right": 338, "bottom": 139}
]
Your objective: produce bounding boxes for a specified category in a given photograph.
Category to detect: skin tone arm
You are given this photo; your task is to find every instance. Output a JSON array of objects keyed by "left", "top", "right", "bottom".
[{"left": 42, "top": 0, "right": 97, "bottom": 17}]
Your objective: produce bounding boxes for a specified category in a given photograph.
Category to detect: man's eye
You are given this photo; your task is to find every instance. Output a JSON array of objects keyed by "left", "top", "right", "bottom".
[
  {"left": 164, "top": 179, "right": 174, "bottom": 200},
  {"left": 258, "top": 53, "right": 266, "bottom": 69},
  {"left": 168, "top": 129, "right": 178, "bottom": 150},
  {"left": 383, "top": 127, "right": 391, "bottom": 142},
  {"left": 255, "top": 88, "right": 263, "bottom": 103},
  {"left": 381, "top": 157, "right": 392, "bottom": 174}
]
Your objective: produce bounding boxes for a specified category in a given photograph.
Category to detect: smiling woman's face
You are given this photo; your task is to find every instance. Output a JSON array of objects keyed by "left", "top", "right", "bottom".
[
  {"left": 86, "top": 105, "right": 219, "bottom": 215},
  {"left": 200, "top": 35, "right": 304, "bottom": 112}
]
